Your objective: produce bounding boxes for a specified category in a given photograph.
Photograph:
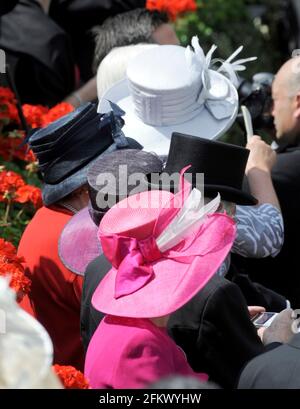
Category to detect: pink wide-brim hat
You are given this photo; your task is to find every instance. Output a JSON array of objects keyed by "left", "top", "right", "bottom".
[
  {"left": 92, "top": 187, "right": 236, "bottom": 318},
  {"left": 58, "top": 207, "right": 101, "bottom": 275}
]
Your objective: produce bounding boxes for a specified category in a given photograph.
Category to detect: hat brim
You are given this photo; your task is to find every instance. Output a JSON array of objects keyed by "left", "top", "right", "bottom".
[
  {"left": 58, "top": 148, "right": 164, "bottom": 274},
  {"left": 147, "top": 178, "right": 258, "bottom": 206},
  {"left": 42, "top": 163, "right": 90, "bottom": 206},
  {"left": 58, "top": 207, "right": 101, "bottom": 276},
  {"left": 204, "top": 185, "right": 257, "bottom": 206},
  {"left": 42, "top": 138, "right": 142, "bottom": 206},
  {"left": 92, "top": 214, "right": 235, "bottom": 318},
  {"left": 12, "top": 307, "right": 53, "bottom": 387},
  {"left": 98, "top": 71, "right": 239, "bottom": 156}
]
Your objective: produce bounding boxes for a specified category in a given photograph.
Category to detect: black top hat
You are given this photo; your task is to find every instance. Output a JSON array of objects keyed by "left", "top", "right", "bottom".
[
  {"left": 88, "top": 149, "right": 163, "bottom": 225},
  {"left": 154, "top": 132, "right": 257, "bottom": 205},
  {"left": 29, "top": 102, "right": 142, "bottom": 205}
]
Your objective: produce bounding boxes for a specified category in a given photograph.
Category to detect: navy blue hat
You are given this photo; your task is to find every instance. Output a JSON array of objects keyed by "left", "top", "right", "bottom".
[{"left": 29, "top": 102, "right": 142, "bottom": 206}]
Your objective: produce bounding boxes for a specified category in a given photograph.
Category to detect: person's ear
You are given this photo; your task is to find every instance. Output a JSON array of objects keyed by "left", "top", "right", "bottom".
[{"left": 294, "top": 93, "right": 300, "bottom": 118}]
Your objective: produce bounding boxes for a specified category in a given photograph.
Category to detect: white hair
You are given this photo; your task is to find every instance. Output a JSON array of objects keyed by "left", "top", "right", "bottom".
[{"left": 96, "top": 43, "right": 158, "bottom": 99}]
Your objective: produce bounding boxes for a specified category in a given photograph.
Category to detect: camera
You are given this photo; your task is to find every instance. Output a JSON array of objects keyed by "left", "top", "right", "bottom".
[{"left": 237, "top": 72, "right": 275, "bottom": 133}]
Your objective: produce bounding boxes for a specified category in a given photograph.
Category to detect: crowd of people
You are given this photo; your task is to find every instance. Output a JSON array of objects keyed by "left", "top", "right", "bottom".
[{"left": 1, "top": 0, "right": 300, "bottom": 390}]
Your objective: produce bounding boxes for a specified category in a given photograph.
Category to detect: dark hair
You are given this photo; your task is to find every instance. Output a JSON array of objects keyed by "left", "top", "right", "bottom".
[{"left": 92, "top": 8, "right": 168, "bottom": 73}]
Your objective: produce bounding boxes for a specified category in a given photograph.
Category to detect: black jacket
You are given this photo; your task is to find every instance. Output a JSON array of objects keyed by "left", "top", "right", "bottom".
[
  {"left": 231, "top": 142, "right": 300, "bottom": 308},
  {"left": 0, "top": 0, "right": 75, "bottom": 106},
  {"left": 238, "top": 334, "right": 300, "bottom": 389},
  {"left": 80, "top": 254, "right": 109, "bottom": 350},
  {"left": 168, "top": 275, "right": 265, "bottom": 388},
  {"left": 81, "top": 255, "right": 265, "bottom": 389}
]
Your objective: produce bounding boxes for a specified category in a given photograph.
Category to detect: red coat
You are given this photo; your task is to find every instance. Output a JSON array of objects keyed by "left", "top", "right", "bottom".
[{"left": 18, "top": 206, "right": 84, "bottom": 370}]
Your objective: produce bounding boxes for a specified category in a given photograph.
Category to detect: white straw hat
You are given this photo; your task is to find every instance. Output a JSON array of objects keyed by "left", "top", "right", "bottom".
[{"left": 98, "top": 36, "right": 256, "bottom": 156}]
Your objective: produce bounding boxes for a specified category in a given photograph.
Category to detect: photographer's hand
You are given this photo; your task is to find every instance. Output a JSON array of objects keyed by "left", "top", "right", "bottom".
[
  {"left": 246, "top": 135, "right": 276, "bottom": 173},
  {"left": 245, "top": 135, "right": 281, "bottom": 211}
]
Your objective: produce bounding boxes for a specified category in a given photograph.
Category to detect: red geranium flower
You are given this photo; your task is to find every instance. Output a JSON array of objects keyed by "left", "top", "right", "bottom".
[
  {"left": 22, "top": 104, "right": 49, "bottom": 129},
  {"left": 0, "top": 170, "right": 25, "bottom": 202},
  {"left": 0, "top": 138, "right": 14, "bottom": 161},
  {"left": 0, "top": 238, "right": 31, "bottom": 299},
  {"left": 0, "top": 129, "right": 38, "bottom": 163},
  {"left": 42, "top": 102, "right": 74, "bottom": 127},
  {"left": 0, "top": 102, "right": 20, "bottom": 124},
  {"left": 52, "top": 365, "right": 89, "bottom": 389},
  {"left": 0, "top": 262, "right": 31, "bottom": 296},
  {"left": 15, "top": 185, "right": 42, "bottom": 209},
  {"left": 0, "top": 87, "right": 16, "bottom": 105},
  {"left": 12, "top": 146, "right": 29, "bottom": 162},
  {"left": 24, "top": 149, "right": 37, "bottom": 163},
  {"left": 0, "top": 238, "right": 25, "bottom": 266},
  {"left": 0, "top": 237, "right": 17, "bottom": 260},
  {"left": 0, "top": 138, "right": 30, "bottom": 162},
  {"left": 146, "top": 0, "right": 197, "bottom": 20}
]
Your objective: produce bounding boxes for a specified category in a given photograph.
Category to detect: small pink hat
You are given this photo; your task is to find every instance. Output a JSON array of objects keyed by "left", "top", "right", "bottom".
[
  {"left": 92, "top": 175, "right": 236, "bottom": 318},
  {"left": 58, "top": 207, "right": 101, "bottom": 276}
]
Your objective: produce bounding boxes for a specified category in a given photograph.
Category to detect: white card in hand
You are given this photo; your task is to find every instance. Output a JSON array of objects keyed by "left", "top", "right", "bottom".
[{"left": 241, "top": 105, "right": 254, "bottom": 143}]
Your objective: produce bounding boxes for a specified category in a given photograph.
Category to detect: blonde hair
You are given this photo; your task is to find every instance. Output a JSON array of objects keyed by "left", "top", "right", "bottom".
[{"left": 96, "top": 43, "right": 158, "bottom": 99}]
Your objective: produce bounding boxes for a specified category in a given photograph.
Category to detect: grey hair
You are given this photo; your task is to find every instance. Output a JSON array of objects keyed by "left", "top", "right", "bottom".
[{"left": 92, "top": 8, "right": 168, "bottom": 73}]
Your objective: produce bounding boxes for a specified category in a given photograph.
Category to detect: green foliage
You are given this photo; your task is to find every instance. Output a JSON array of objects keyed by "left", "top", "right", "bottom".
[
  {"left": 0, "top": 158, "right": 41, "bottom": 246},
  {"left": 1, "top": 158, "right": 41, "bottom": 187},
  {"left": 0, "top": 213, "right": 31, "bottom": 247},
  {"left": 175, "top": 0, "right": 283, "bottom": 79}
]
